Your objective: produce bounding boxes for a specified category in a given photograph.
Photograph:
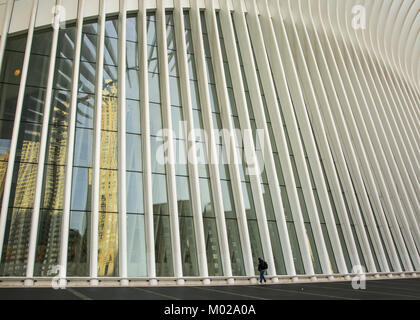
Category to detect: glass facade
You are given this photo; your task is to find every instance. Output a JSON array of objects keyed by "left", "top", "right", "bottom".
[{"left": 0, "top": 2, "right": 417, "bottom": 283}]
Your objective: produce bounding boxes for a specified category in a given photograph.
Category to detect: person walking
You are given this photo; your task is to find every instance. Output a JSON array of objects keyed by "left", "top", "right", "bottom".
[{"left": 258, "top": 258, "right": 268, "bottom": 284}]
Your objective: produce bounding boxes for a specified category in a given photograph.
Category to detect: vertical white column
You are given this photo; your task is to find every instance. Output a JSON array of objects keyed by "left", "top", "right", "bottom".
[
  {"left": 118, "top": 0, "right": 128, "bottom": 285},
  {"left": 222, "top": 0, "right": 299, "bottom": 279},
  {"left": 320, "top": 0, "right": 404, "bottom": 273},
  {"left": 0, "top": 0, "right": 39, "bottom": 267},
  {"left": 25, "top": 0, "right": 62, "bottom": 286},
  {"left": 234, "top": 0, "right": 330, "bottom": 276},
  {"left": 173, "top": 1, "right": 209, "bottom": 282},
  {"left": 138, "top": 0, "right": 156, "bottom": 283},
  {"left": 341, "top": 2, "right": 420, "bottom": 269},
  {"left": 155, "top": 1, "right": 183, "bottom": 282},
  {"left": 269, "top": 0, "right": 348, "bottom": 274},
  {"left": 189, "top": 0, "right": 233, "bottom": 278},
  {"left": 90, "top": 0, "right": 106, "bottom": 286},
  {"left": 305, "top": 0, "right": 389, "bottom": 273},
  {"left": 205, "top": 0, "right": 256, "bottom": 278},
  {"left": 58, "top": 0, "right": 85, "bottom": 286},
  {"left": 272, "top": 0, "right": 361, "bottom": 271},
  {"left": 0, "top": 0, "right": 13, "bottom": 69}
]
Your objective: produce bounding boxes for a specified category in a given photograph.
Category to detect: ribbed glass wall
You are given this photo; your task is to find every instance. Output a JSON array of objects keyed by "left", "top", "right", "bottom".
[{"left": 0, "top": 1, "right": 417, "bottom": 283}]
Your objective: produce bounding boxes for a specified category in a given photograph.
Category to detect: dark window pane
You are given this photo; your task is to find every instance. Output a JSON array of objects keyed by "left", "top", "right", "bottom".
[
  {"left": 126, "top": 133, "right": 142, "bottom": 172},
  {"left": 15, "top": 122, "right": 42, "bottom": 163},
  {"left": 67, "top": 211, "right": 90, "bottom": 276},
  {"left": 154, "top": 214, "right": 173, "bottom": 276},
  {"left": 0, "top": 208, "right": 31, "bottom": 276},
  {"left": 179, "top": 216, "right": 199, "bottom": 276},
  {"left": 203, "top": 218, "right": 223, "bottom": 276},
  {"left": 34, "top": 209, "right": 63, "bottom": 276}
]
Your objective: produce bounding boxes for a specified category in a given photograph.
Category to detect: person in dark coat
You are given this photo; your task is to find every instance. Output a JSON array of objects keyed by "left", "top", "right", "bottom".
[{"left": 257, "top": 258, "right": 267, "bottom": 284}]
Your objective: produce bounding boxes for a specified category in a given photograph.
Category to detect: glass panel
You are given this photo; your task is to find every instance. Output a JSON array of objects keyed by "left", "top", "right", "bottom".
[
  {"left": 148, "top": 72, "right": 161, "bottom": 103},
  {"left": 53, "top": 57, "right": 74, "bottom": 91},
  {"left": 174, "top": 139, "right": 187, "bottom": 176},
  {"left": 50, "top": 90, "right": 70, "bottom": 127},
  {"left": 100, "top": 132, "right": 117, "bottom": 169},
  {"left": 127, "top": 213, "right": 147, "bottom": 276},
  {"left": 0, "top": 84, "right": 20, "bottom": 120},
  {"left": 45, "top": 125, "right": 68, "bottom": 166},
  {"left": 78, "top": 62, "right": 96, "bottom": 94},
  {"left": 127, "top": 171, "right": 144, "bottom": 214},
  {"left": 172, "top": 107, "right": 185, "bottom": 140},
  {"left": 226, "top": 219, "right": 245, "bottom": 276},
  {"left": 261, "top": 184, "right": 275, "bottom": 220},
  {"left": 126, "top": 17, "right": 138, "bottom": 42},
  {"left": 154, "top": 214, "right": 173, "bottom": 276},
  {"left": 287, "top": 221, "right": 305, "bottom": 274},
  {"left": 80, "top": 33, "right": 97, "bottom": 63},
  {"left": 248, "top": 220, "right": 264, "bottom": 275},
  {"left": 305, "top": 222, "right": 322, "bottom": 274},
  {"left": 150, "top": 136, "right": 166, "bottom": 174},
  {"left": 126, "top": 99, "right": 141, "bottom": 134},
  {"left": 41, "top": 164, "right": 65, "bottom": 210},
  {"left": 56, "top": 26, "right": 77, "bottom": 59},
  {"left": 105, "top": 19, "right": 118, "bottom": 38},
  {"left": 34, "top": 210, "right": 63, "bottom": 276},
  {"left": 21, "top": 88, "right": 46, "bottom": 124},
  {"left": 103, "top": 37, "right": 118, "bottom": 66},
  {"left": 70, "top": 167, "right": 92, "bottom": 211},
  {"left": 67, "top": 211, "right": 90, "bottom": 276},
  {"left": 179, "top": 216, "right": 199, "bottom": 276},
  {"left": 0, "top": 208, "right": 31, "bottom": 276},
  {"left": 126, "top": 70, "right": 140, "bottom": 100},
  {"left": 168, "top": 51, "right": 178, "bottom": 77},
  {"left": 31, "top": 30, "right": 53, "bottom": 55},
  {"left": 203, "top": 218, "right": 223, "bottom": 276},
  {"left": 268, "top": 221, "right": 287, "bottom": 275},
  {"left": 76, "top": 93, "right": 94, "bottom": 129},
  {"left": 150, "top": 102, "right": 163, "bottom": 136},
  {"left": 176, "top": 176, "right": 192, "bottom": 216},
  {"left": 9, "top": 162, "right": 38, "bottom": 208},
  {"left": 199, "top": 178, "right": 214, "bottom": 218},
  {"left": 152, "top": 174, "right": 169, "bottom": 215},
  {"left": 73, "top": 128, "right": 93, "bottom": 167},
  {"left": 0, "top": 52, "right": 25, "bottom": 84},
  {"left": 26, "top": 54, "right": 51, "bottom": 88},
  {"left": 169, "top": 76, "right": 181, "bottom": 106},
  {"left": 0, "top": 120, "right": 14, "bottom": 160},
  {"left": 98, "top": 211, "right": 119, "bottom": 276},
  {"left": 99, "top": 169, "right": 118, "bottom": 213}
]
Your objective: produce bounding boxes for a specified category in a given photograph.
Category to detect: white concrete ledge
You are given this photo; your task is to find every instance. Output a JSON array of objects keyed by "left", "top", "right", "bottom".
[{"left": 0, "top": 272, "right": 417, "bottom": 288}]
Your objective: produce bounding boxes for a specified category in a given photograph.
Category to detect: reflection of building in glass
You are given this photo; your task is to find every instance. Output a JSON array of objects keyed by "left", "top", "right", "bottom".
[
  {"left": 0, "top": 153, "right": 9, "bottom": 196},
  {"left": 98, "top": 82, "right": 119, "bottom": 277}
]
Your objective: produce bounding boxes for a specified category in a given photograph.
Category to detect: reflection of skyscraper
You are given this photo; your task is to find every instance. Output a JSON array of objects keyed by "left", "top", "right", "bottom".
[
  {"left": 35, "top": 100, "right": 69, "bottom": 276},
  {"left": 0, "top": 152, "right": 9, "bottom": 198},
  {"left": 2, "top": 130, "right": 39, "bottom": 276},
  {"left": 97, "top": 82, "right": 119, "bottom": 277}
]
